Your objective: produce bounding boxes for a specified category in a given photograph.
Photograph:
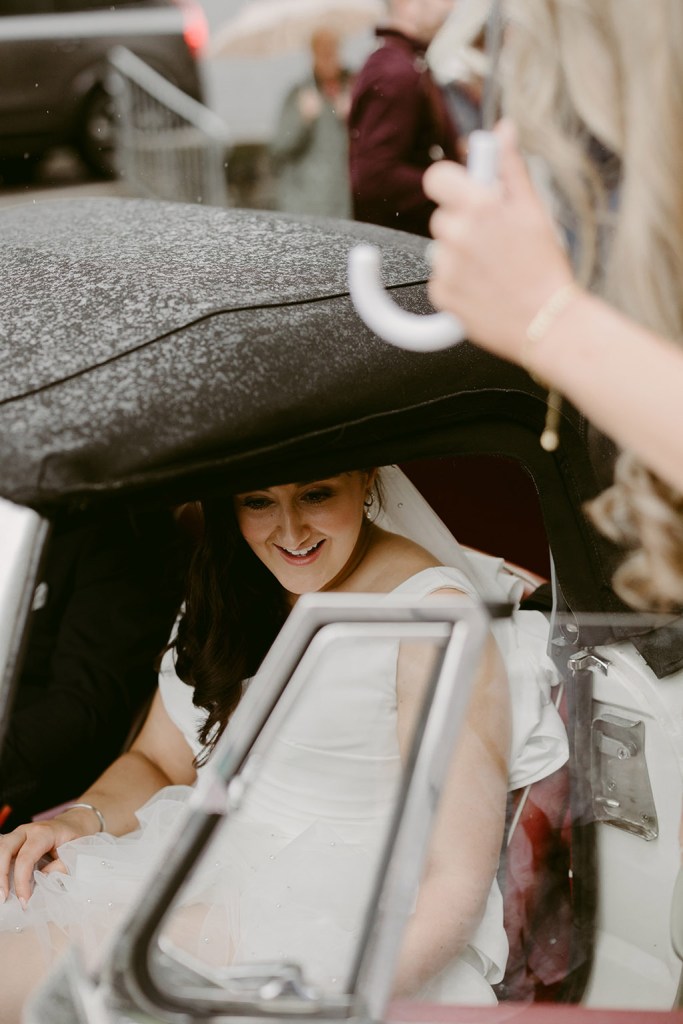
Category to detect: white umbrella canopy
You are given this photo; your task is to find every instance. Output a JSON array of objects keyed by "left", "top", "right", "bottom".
[{"left": 209, "top": 0, "right": 384, "bottom": 58}]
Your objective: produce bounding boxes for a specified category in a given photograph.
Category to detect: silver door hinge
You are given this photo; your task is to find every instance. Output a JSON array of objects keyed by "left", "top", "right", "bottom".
[{"left": 591, "top": 713, "right": 658, "bottom": 841}]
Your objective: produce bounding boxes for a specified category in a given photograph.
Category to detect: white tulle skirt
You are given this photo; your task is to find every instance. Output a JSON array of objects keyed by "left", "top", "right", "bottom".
[
  {"left": 1, "top": 784, "right": 499, "bottom": 1005},
  {"left": 1, "top": 785, "right": 385, "bottom": 991},
  {"left": 3, "top": 788, "right": 195, "bottom": 971}
]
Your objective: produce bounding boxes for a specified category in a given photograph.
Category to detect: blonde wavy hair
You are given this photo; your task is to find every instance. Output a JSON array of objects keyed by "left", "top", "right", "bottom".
[{"left": 501, "top": 0, "right": 683, "bottom": 610}]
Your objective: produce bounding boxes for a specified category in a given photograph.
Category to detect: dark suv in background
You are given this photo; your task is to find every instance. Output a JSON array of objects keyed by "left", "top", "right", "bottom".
[{"left": 0, "top": 0, "right": 207, "bottom": 179}]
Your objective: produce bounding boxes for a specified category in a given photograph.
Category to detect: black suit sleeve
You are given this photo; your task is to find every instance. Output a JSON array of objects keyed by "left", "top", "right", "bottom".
[{"left": 0, "top": 505, "right": 185, "bottom": 828}]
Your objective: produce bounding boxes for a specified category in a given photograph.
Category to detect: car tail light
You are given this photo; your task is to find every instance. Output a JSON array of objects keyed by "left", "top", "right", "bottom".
[{"left": 176, "top": 0, "right": 209, "bottom": 57}]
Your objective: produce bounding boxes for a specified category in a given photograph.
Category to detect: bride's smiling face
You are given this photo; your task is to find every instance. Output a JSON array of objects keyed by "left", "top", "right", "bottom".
[{"left": 234, "top": 471, "right": 374, "bottom": 596}]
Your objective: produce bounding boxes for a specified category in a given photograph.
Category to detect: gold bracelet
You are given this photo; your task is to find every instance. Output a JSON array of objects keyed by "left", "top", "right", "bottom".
[
  {"left": 64, "top": 802, "right": 106, "bottom": 833},
  {"left": 522, "top": 282, "right": 577, "bottom": 452},
  {"left": 523, "top": 282, "right": 577, "bottom": 367}
]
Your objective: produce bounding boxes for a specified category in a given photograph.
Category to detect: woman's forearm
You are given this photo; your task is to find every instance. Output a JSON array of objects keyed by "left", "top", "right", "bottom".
[
  {"left": 59, "top": 749, "right": 173, "bottom": 838},
  {"left": 393, "top": 634, "right": 508, "bottom": 997},
  {"left": 392, "top": 868, "right": 489, "bottom": 996},
  {"left": 529, "top": 290, "right": 683, "bottom": 493}
]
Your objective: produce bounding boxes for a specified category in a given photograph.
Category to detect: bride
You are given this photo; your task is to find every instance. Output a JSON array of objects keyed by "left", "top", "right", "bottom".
[{"left": 0, "top": 466, "right": 567, "bottom": 1021}]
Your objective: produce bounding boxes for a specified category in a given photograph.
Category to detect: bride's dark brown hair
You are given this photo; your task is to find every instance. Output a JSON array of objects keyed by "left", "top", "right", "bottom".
[{"left": 172, "top": 491, "right": 288, "bottom": 764}]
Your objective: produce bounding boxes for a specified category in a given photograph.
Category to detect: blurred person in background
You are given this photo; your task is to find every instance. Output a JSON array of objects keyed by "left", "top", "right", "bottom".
[
  {"left": 348, "top": 0, "right": 461, "bottom": 237},
  {"left": 270, "top": 27, "right": 353, "bottom": 218}
]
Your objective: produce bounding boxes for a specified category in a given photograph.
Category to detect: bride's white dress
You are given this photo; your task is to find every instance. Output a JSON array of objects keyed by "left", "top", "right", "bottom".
[{"left": 0, "top": 470, "right": 568, "bottom": 1006}]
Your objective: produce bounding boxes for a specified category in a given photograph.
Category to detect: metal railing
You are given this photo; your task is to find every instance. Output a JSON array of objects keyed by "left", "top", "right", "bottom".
[{"left": 107, "top": 46, "right": 231, "bottom": 207}]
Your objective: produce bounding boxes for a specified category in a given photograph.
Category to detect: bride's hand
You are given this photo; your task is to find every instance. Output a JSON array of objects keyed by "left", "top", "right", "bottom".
[
  {"left": 423, "top": 119, "right": 576, "bottom": 364},
  {"left": 0, "top": 812, "right": 88, "bottom": 907}
]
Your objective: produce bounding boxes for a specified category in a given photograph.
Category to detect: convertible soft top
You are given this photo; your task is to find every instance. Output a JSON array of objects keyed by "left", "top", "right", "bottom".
[{"left": 0, "top": 198, "right": 643, "bottom": 634}]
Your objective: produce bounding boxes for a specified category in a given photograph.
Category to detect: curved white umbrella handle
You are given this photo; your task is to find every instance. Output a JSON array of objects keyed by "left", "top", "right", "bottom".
[{"left": 348, "top": 130, "right": 498, "bottom": 352}]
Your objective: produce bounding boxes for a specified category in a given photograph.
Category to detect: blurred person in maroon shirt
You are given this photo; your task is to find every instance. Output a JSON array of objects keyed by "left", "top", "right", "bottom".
[{"left": 348, "top": 0, "right": 460, "bottom": 237}]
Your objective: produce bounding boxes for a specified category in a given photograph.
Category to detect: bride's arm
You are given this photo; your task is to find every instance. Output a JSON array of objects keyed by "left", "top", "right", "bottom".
[
  {"left": 70, "top": 690, "right": 197, "bottom": 836},
  {"left": 392, "top": 594, "right": 510, "bottom": 995},
  {"left": 0, "top": 691, "right": 197, "bottom": 906}
]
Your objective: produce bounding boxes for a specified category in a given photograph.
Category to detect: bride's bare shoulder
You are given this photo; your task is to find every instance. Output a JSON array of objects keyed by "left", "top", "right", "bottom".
[{"left": 367, "top": 527, "right": 441, "bottom": 589}]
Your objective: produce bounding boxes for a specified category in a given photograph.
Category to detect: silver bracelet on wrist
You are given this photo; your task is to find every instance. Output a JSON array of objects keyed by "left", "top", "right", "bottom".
[{"left": 64, "top": 802, "right": 106, "bottom": 833}]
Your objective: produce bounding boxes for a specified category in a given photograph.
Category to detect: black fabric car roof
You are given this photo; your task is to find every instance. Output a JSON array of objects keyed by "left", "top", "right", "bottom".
[{"left": 0, "top": 197, "right": 642, "bottom": 632}]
